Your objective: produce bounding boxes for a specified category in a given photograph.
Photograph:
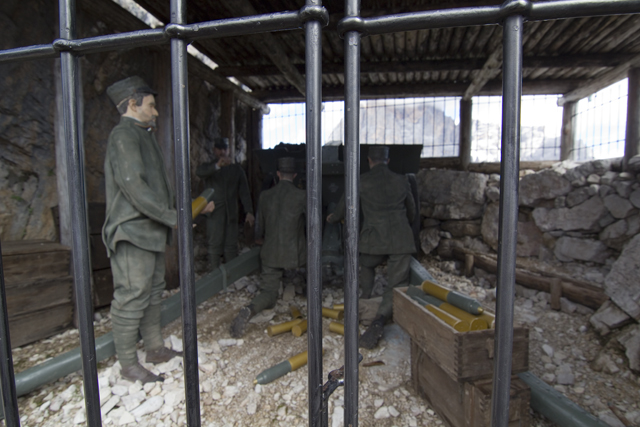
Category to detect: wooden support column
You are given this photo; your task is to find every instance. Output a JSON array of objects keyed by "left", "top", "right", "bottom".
[
  {"left": 560, "top": 101, "right": 576, "bottom": 161},
  {"left": 459, "top": 98, "right": 472, "bottom": 171},
  {"left": 221, "top": 90, "right": 236, "bottom": 160},
  {"left": 153, "top": 49, "right": 179, "bottom": 289},
  {"left": 625, "top": 68, "right": 640, "bottom": 170}
]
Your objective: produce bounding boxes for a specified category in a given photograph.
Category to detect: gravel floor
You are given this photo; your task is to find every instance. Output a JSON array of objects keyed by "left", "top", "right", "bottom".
[{"left": 11, "top": 256, "right": 640, "bottom": 427}]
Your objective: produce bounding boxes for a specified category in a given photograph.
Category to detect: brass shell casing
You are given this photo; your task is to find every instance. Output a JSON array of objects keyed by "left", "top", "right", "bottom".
[
  {"left": 267, "top": 319, "right": 303, "bottom": 337},
  {"left": 288, "top": 351, "right": 308, "bottom": 371},
  {"left": 291, "top": 319, "right": 308, "bottom": 337},
  {"left": 425, "top": 305, "right": 470, "bottom": 332},
  {"left": 329, "top": 322, "right": 344, "bottom": 335},
  {"left": 290, "top": 305, "right": 302, "bottom": 319},
  {"left": 332, "top": 303, "right": 344, "bottom": 311},
  {"left": 322, "top": 307, "right": 344, "bottom": 320}
]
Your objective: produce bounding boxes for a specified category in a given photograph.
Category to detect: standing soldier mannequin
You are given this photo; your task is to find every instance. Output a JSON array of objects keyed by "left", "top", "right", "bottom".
[
  {"left": 196, "top": 137, "right": 254, "bottom": 270},
  {"left": 328, "top": 146, "right": 416, "bottom": 349},
  {"left": 230, "top": 157, "right": 306, "bottom": 338},
  {"left": 103, "top": 76, "right": 213, "bottom": 383}
]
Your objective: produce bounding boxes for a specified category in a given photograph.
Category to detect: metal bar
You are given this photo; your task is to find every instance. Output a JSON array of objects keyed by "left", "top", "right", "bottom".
[
  {"left": 530, "top": 0, "right": 640, "bottom": 21},
  {"left": 61, "top": 29, "right": 167, "bottom": 54},
  {"left": 306, "top": 0, "right": 323, "bottom": 425},
  {"left": 490, "top": 12, "right": 523, "bottom": 427},
  {"left": 186, "top": 11, "right": 303, "bottom": 41},
  {"left": 0, "top": 242, "right": 20, "bottom": 426},
  {"left": 0, "top": 45, "right": 57, "bottom": 64},
  {"left": 343, "top": 0, "right": 361, "bottom": 425},
  {"left": 170, "top": 0, "right": 201, "bottom": 425},
  {"left": 58, "top": 0, "right": 102, "bottom": 426}
]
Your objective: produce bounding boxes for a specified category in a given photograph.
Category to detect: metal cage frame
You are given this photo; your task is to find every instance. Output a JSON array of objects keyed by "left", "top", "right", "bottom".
[{"left": 1, "top": 1, "right": 640, "bottom": 426}]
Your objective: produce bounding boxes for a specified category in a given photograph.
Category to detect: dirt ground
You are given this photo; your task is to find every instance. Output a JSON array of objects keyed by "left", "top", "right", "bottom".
[{"left": 10, "top": 255, "right": 640, "bottom": 427}]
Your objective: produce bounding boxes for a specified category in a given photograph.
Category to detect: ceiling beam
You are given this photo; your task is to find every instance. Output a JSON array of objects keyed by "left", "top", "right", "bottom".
[
  {"left": 213, "top": 54, "right": 633, "bottom": 78},
  {"left": 254, "top": 79, "right": 584, "bottom": 103},
  {"left": 558, "top": 54, "right": 640, "bottom": 106},
  {"left": 462, "top": 49, "right": 503, "bottom": 101},
  {"left": 223, "top": 0, "right": 306, "bottom": 96}
]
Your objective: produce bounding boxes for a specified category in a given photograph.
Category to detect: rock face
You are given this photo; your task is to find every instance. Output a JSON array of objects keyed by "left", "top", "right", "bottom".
[
  {"left": 519, "top": 169, "right": 572, "bottom": 207},
  {"left": 589, "top": 301, "right": 632, "bottom": 336},
  {"left": 417, "top": 170, "right": 487, "bottom": 220},
  {"left": 554, "top": 237, "right": 611, "bottom": 264},
  {"left": 604, "top": 234, "right": 640, "bottom": 320},
  {"left": 532, "top": 196, "right": 607, "bottom": 232},
  {"left": 482, "top": 203, "right": 543, "bottom": 257},
  {"left": 617, "top": 325, "right": 640, "bottom": 373}
]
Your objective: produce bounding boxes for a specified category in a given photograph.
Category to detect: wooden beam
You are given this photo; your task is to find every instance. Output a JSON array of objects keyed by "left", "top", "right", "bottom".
[
  {"left": 560, "top": 101, "right": 577, "bottom": 161},
  {"left": 223, "top": 0, "right": 306, "bottom": 96},
  {"left": 253, "top": 79, "right": 584, "bottom": 103},
  {"left": 625, "top": 67, "right": 640, "bottom": 170},
  {"left": 558, "top": 54, "right": 640, "bottom": 105},
  {"left": 419, "top": 157, "right": 461, "bottom": 170},
  {"left": 463, "top": 49, "right": 502, "bottom": 101},
  {"left": 214, "top": 54, "right": 634, "bottom": 78}
]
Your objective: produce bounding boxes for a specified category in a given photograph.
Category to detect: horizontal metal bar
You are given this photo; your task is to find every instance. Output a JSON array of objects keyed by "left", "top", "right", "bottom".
[
  {"left": 0, "top": 8, "right": 329, "bottom": 63},
  {"left": 13, "top": 248, "right": 260, "bottom": 398},
  {"left": 0, "top": 44, "right": 57, "bottom": 64},
  {"left": 529, "top": 0, "right": 640, "bottom": 21}
]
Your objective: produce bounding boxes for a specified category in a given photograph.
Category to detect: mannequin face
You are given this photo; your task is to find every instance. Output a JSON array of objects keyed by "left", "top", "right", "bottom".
[{"left": 126, "top": 94, "right": 158, "bottom": 125}]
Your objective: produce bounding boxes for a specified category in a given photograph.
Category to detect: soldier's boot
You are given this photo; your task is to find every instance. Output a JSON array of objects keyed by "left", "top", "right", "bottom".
[
  {"left": 359, "top": 266, "right": 375, "bottom": 299},
  {"left": 121, "top": 363, "right": 164, "bottom": 384},
  {"left": 111, "top": 314, "right": 141, "bottom": 368},
  {"left": 359, "top": 314, "right": 386, "bottom": 349},
  {"left": 230, "top": 305, "right": 255, "bottom": 338},
  {"left": 140, "top": 304, "right": 182, "bottom": 364}
]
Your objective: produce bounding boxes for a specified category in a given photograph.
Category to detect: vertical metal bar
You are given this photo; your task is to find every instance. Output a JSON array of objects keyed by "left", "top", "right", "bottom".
[
  {"left": 0, "top": 242, "right": 20, "bottom": 427},
  {"left": 59, "top": 0, "right": 102, "bottom": 425},
  {"left": 306, "top": 0, "right": 323, "bottom": 425},
  {"left": 491, "top": 12, "right": 523, "bottom": 427},
  {"left": 170, "top": 0, "right": 201, "bottom": 425},
  {"left": 344, "top": 0, "right": 361, "bottom": 425}
]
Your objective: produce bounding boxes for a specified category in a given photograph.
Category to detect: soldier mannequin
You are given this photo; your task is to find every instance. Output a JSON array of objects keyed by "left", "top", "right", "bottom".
[
  {"left": 328, "top": 146, "right": 416, "bottom": 349},
  {"left": 230, "top": 157, "right": 306, "bottom": 338},
  {"left": 103, "top": 76, "right": 213, "bottom": 383},
  {"left": 196, "top": 137, "right": 254, "bottom": 269}
]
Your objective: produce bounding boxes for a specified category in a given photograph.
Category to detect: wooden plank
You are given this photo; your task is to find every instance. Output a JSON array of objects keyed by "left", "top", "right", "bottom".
[
  {"left": 6, "top": 276, "right": 73, "bottom": 318},
  {"left": 464, "top": 377, "right": 531, "bottom": 427},
  {"left": 2, "top": 248, "right": 71, "bottom": 283},
  {"left": 90, "top": 235, "right": 110, "bottom": 271},
  {"left": 93, "top": 269, "right": 114, "bottom": 309},
  {"left": 550, "top": 278, "right": 562, "bottom": 311},
  {"left": 2, "top": 240, "right": 69, "bottom": 256},
  {"left": 9, "top": 303, "right": 73, "bottom": 348}
]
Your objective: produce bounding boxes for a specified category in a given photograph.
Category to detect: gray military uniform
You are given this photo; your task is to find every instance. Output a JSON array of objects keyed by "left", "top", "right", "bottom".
[
  {"left": 103, "top": 116, "right": 176, "bottom": 367},
  {"left": 196, "top": 161, "right": 253, "bottom": 268},
  {"left": 251, "top": 179, "right": 306, "bottom": 313},
  {"left": 329, "top": 163, "right": 416, "bottom": 318}
]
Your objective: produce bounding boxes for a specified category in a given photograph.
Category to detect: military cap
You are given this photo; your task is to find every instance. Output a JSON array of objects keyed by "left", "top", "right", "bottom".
[
  {"left": 106, "top": 76, "right": 157, "bottom": 108},
  {"left": 368, "top": 145, "right": 389, "bottom": 162},
  {"left": 214, "top": 137, "right": 229, "bottom": 149},
  {"left": 278, "top": 157, "right": 296, "bottom": 173}
]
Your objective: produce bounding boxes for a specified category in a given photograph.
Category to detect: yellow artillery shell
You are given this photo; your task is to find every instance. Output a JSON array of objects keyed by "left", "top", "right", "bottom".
[
  {"left": 478, "top": 312, "right": 496, "bottom": 329},
  {"left": 191, "top": 188, "right": 215, "bottom": 219},
  {"left": 288, "top": 351, "right": 308, "bottom": 371},
  {"left": 329, "top": 322, "right": 344, "bottom": 335},
  {"left": 333, "top": 303, "right": 344, "bottom": 311},
  {"left": 292, "top": 320, "right": 308, "bottom": 337},
  {"left": 425, "top": 305, "right": 470, "bottom": 332},
  {"left": 421, "top": 280, "right": 449, "bottom": 302},
  {"left": 290, "top": 305, "right": 302, "bottom": 319},
  {"left": 267, "top": 319, "right": 303, "bottom": 337},
  {"left": 438, "top": 302, "right": 488, "bottom": 330},
  {"left": 421, "top": 280, "right": 484, "bottom": 315},
  {"left": 322, "top": 307, "right": 344, "bottom": 320}
]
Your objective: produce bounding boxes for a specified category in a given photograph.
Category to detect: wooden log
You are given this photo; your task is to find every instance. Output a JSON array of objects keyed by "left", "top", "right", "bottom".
[
  {"left": 550, "top": 278, "right": 562, "bottom": 311},
  {"left": 464, "top": 254, "right": 475, "bottom": 278},
  {"left": 452, "top": 248, "right": 609, "bottom": 310}
]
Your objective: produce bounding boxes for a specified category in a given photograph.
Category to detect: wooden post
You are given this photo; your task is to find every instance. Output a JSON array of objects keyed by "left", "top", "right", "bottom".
[
  {"left": 459, "top": 98, "right": 472, "bottom": 171},
  {"left": 221, "top": 90, "right": 236, "bottom": 160},
  {"left": 154, "top": 49, "right": 180, "bottom": 290},
  {"left": 560, "top": 101, "right": 576, "bottom": 161},
  {"left": 248, "top": 108, "right": 264, "bottom": 211},
  {"left": 464, "top": 254, "right": 474, "bottom": 277},
  {"left": 624, "top": 67, "right": 640, "bottom": 170},
  {"left": 550, "top": 278, "right": 562, "bottom": 311}
]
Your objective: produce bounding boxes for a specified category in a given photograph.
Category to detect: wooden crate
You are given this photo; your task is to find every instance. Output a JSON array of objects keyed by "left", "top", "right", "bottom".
[
  {"left": 412, "top": 342, "right": 530, "bottom": 427},
  {"left": 394, "top": 287, "right": 529, "bottom": 382},
  {"left": 2, "top": 240, "right": 74, "bottom": 347}
]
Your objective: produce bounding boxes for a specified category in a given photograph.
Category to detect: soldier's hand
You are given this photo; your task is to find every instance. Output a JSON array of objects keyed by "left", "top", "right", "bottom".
[
  {"left": 202, "top": 201, "right": 215, "bottom": 214},
  {"left": 245, "top": 213, "right": 255, "bottom": 226},
  {"left": 217, "top": 156, "right": 232, "bottom": 168},
  {"left": 326, "top": 213, "right": 335, "bottom": 223}
]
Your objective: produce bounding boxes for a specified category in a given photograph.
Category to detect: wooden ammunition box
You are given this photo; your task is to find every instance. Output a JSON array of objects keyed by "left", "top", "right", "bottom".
[
  {"left": 394, "top": 287, "right": 529, "bottom": 382},
  {"left": 412, "top": 342, "right": 531, "bottom": 427},
  {"left": 396, "top": 287, "right": 530, "bottom": 427},
  {"left": 2, "top": 240, "right": 74, "bottom": 348}
]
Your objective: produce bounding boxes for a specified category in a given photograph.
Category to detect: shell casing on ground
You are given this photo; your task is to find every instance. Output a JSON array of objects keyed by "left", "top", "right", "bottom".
[
  {"left": 329, "top": 322, "right": 344, "bottom": 335},
  {"left": 267, "top": 319, "right": 303, "bottom": 337},
  {"left": 291, "top": 319, "right": 307, "bottom": 337},
  {"left": 322, "top": 307, "right": 344, "bottom": 320},
  {"left": 254, "top": 350, "right": 309, "bottom": 385},
  {"left": 333, "top": 303, "right": 344, "bottom": 311},
  {"left": 290, "top": 305, "right": 302, "bottom": 319}
]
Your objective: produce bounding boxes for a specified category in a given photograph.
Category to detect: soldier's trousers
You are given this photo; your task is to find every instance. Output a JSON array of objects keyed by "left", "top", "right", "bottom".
[
  {"left": 250, "top": 264, "right": 282, "bottom": 314},
  {"left": 360, "top": 253, "right": 412, "bottom": 320},
  {"left": 110, "top": 242, "right": 166, "bottom": 367},
  {"left": 206, "top": 207, "right": 239, "bottom": 269}
]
